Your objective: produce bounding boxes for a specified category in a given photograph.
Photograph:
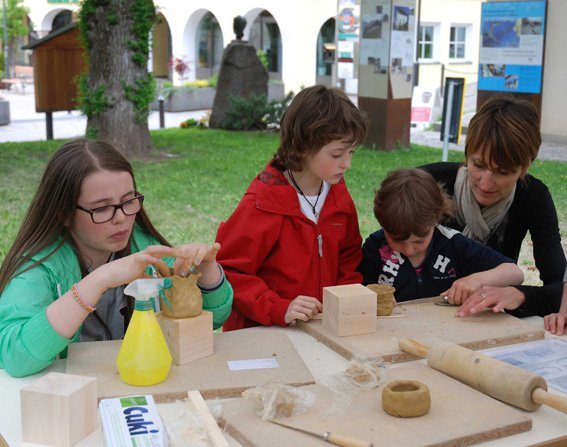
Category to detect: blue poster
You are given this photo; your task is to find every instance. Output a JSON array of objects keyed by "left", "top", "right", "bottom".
[{"left": 478, "top": 1, "right": 546, "bottom": 94}]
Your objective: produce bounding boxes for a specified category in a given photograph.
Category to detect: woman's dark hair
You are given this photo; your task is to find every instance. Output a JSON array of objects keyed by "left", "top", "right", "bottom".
[{"left": 465, "top": 95, "right": 540, "bottom": 173}]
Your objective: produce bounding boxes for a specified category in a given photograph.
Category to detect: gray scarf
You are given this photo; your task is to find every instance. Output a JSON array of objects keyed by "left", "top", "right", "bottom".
[{"left": 454, "top": 167, "right": 515, "bottom": 244}]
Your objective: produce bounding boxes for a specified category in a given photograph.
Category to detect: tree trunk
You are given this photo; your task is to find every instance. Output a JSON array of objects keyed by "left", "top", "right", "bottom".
[{"left": 81, "top": 0, "right": 155, "bottom": 156}]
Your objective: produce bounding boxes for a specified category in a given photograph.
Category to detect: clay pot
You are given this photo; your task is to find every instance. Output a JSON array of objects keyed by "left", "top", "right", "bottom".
[
  {"left": 159, "top": 273, "right": 203, "bottom": 319},
  {"left": 382, "top": 380, "right": 431, "bottom": 418},
  {"left": 366, "top": 284, "right": 396, "bottom": 316}
]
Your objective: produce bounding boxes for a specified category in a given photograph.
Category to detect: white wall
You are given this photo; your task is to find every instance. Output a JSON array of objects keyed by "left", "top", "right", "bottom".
[
  {"left": 153, "top": 0, "right": 336, "bottom": 93},
  {"left": 417, "top": 0, "right": 481, "bottom": 91},
  {"left": 25, "top": 0, "right": 78, "bottom": 37}
]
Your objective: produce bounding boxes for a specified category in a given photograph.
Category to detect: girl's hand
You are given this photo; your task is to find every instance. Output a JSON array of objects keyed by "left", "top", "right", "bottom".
[
  {"left": 285, "top": 295, "right": 323, "bottom": 324},
  {"left": 95, "top": 245, "right": 176, "bottom": 290},
  {"left": 172, "top": 242, "right": 222, "bottom": 286},
  {"left": 172, "top": 242, "right": 220, "bottom": 276}
]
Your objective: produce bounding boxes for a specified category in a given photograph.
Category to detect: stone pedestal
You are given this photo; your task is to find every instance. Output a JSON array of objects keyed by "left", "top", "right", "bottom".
[{"left": 209, "top": 40, "right": 268, "bottom": 128}]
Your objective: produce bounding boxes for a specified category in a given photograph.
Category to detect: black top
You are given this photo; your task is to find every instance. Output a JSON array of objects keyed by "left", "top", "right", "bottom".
[
  {"left": 359, "top": 225, "right": 515, "bottom": 302},
  {"left": 420, "top": 162, "right": 566, "bottom": 317}
]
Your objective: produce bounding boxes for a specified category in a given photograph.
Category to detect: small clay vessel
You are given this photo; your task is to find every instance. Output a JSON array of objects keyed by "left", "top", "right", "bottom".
[
  {"left": 366, "top": 284, "right": 396, "bottom": 316},
  {"left": 159, "top": 272, "right": 203, "bottom": 319},
  {"left": 382, "top": 380, "right": 431, "bottom": 417}
]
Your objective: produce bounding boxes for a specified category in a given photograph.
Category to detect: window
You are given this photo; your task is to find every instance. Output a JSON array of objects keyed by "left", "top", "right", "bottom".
[
  {"left": 449, "top": 26, "right": 466, "bottom": 59},
  {"left": 197, "top": 13, "right": 223, "bottom": 76},
  {"left": 418, "top": 25, "right": 434, "bottom": 60}
]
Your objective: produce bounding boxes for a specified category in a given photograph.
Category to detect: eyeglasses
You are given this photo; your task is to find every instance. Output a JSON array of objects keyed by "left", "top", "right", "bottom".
[{"left": 76, "top": 195, "right": 144, "bottom": 224}]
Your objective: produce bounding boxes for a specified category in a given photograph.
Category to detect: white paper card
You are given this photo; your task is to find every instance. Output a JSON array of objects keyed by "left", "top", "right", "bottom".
[{"left": 227, "top": 358, "right": 280, "bottom": 371}]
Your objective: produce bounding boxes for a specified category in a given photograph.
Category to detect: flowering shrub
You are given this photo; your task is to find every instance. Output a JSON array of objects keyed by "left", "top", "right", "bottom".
[
  {"left": 180, "top": 115, "right": 209, "bottom": 128},
  {"left": 169, "top": 57, "right": 191, "bottom": 79}
]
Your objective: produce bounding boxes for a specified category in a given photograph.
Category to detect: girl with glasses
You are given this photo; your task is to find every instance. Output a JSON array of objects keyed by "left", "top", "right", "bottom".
[{"left": 0, "top": 139, "right": 233, "bottom": 377}]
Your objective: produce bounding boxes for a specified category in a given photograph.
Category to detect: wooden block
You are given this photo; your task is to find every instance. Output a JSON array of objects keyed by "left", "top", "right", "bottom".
[
  {"left": 322, "top": 284, "right": 376, "bottom": 337},
  {"left": 20, "top": 372, "right": 98, "bottom": 447},
  {"left": 157, "top": 310, "right": 213, "bottom": 365}
]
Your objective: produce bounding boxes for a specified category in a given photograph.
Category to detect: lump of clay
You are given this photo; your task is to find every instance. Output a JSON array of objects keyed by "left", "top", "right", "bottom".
[
  {"left": 366, "top": 284, "right": 396, "bottom": 316},
  {"left": 160, "top": 273, "right": 203, "bottom": 319},
  {"left": 382, "top": 380, "right": 431, "bottom": 417}
]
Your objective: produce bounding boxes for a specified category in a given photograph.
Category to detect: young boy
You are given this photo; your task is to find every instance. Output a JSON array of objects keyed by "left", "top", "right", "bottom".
[
  {"left": 216, "top": 85, "right": 367, "bottom": 330},
  {"left": 358, "top": 169, "right": 524, "bottom": 305}
]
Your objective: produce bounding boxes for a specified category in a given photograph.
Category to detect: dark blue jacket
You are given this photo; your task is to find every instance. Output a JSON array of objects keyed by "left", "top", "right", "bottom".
[{"left": 358, "top": 225, "right": 515, "bottom": 302}]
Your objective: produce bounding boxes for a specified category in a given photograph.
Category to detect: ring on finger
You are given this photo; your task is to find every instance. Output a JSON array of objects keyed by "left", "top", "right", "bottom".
[{"left": 480, "top": 292, "right": 487, "bottom": 300}]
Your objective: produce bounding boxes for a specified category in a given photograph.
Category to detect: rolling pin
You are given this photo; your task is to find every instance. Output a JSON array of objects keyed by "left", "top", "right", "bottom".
[{"left": 399, "top": 338, "right": 567, "bottom": 414}]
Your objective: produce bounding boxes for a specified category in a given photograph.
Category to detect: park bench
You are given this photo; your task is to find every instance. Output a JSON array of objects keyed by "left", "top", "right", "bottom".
[{"left": 1, "top": 65, "right": 34, "bottom": 93}]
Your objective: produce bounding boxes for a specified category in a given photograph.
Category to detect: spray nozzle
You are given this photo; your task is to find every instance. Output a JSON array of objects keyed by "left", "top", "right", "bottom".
[{"left": 124, "top": 278, "right": 172, "bottom": 305}]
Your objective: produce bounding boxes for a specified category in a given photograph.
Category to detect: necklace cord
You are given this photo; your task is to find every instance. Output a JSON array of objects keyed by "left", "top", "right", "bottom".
[{"left": 288, "top": 171, "right": 323, "bottom": 216}]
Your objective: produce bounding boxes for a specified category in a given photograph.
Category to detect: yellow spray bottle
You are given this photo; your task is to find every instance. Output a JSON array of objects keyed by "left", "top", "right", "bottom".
[{"left": 117, "top": 278, "right": 173, "bottom": 386}]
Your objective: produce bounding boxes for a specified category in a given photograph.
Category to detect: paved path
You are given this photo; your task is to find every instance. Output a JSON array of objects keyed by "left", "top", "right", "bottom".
[
  {"left": 0, "top": 89, "right": 206, "bottom": 143},
  {"left": 410, "top": 127, "right": 567, "bottom": 162},
  {"left": 1, "top": 88, "right": 566, "bottom": 161}
]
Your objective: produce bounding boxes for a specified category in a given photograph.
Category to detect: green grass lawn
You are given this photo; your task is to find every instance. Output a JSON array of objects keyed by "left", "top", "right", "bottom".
[{"left": 1, "top": 128, "right": 566, "bottom": 268}]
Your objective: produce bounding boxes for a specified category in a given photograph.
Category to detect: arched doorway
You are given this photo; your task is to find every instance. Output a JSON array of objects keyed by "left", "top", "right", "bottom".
[
  {"left": 316, "top": 18, "right": 336, "bottom": 86},
  {"left": 152, "top": 14, "right": 171, "bottom": 79},
  {"left": 52, "top": 10, "right": 72, "bottom": 32},
  {"left": 196, "top": 12, "right": 223, "bottom": 80},
  {"left": 249, "top": 10, "right": 282, "bottom": 80}
]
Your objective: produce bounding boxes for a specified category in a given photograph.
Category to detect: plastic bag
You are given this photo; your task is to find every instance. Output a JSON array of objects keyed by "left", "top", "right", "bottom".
[{"left": 242, "top": 383, "right": 316, "bottom": 420}]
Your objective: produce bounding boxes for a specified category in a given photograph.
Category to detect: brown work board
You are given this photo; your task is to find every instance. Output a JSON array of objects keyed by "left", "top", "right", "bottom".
[
  {"left": 219, "top": 362, "right": 532, "bottom": 447},
  {"left": 300, "top": 301, "right": 545, "bottom": 362},
  {"left": 66, "top": 329, "right": 314, "bottom": 402}
]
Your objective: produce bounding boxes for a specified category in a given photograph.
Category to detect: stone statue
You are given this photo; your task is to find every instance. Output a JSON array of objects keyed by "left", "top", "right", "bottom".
[
  {"left": 209, "top": 16, "right": 268, "bottom": 128},
  {"left": 233, "top": 15, "right": 247, "bottom": 40}
]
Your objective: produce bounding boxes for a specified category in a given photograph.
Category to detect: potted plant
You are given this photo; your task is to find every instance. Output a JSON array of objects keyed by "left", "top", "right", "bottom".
[{"left": 152, "top": 76, "right": 217, "bottom": 112}]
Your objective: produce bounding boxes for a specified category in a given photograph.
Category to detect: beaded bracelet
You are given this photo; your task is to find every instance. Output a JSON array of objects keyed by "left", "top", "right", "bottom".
[{"left": 71, "top": 283, "right": 96, "bottom": 313}]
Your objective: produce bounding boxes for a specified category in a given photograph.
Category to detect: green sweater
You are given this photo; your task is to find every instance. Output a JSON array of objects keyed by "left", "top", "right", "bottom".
[{"left": 0, "top": 227, "right": 233, "bottom": 377}]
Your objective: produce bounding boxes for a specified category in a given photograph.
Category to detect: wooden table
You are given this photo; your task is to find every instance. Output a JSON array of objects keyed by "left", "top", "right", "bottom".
[{"left": 0, "top": 319, "right": 566, "bottom": 446}]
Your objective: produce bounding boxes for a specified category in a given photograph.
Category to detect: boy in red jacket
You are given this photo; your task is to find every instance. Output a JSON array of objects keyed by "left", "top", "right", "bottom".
[{"left": 216, "top": 85, "right": 368, "bottom": 330}]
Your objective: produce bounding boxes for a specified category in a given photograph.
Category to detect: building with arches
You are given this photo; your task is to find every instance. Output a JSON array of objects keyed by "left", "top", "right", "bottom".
[
  {"left": 13, "top": 0, "right": 567, "bottom": 143},
  {"left": 22, "top": 0, "right": 337, "bottom": 94}
]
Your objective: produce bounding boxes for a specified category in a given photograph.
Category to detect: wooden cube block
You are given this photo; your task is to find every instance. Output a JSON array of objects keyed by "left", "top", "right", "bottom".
[
  {"left": 21, "top": 372, "right": 98, "bottom": 447},
  {"left": 157, "top": 310, "right": 214, "bottom": 365},
  {"left": 322, "top": 284, "right": 377, "bottom": 337}
]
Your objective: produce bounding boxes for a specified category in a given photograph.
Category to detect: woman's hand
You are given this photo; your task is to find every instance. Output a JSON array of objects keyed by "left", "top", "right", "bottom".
[
  {"left": 456, "top": 286, "right": 525, "bottom": 317},
  {"left": 284, "top": 295, "right": 323, "bottom": 324},
  {"left": 544, "top": 312, "right": 567, "bottom": 336}
]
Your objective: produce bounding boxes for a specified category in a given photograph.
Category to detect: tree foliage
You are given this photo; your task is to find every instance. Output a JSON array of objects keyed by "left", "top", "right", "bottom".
[
  {"left": 78, "top": 0, "right": 156, "bottom": 155},
  {"left": 0, "top": 0, "right": 29, "bottom": 76}
]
